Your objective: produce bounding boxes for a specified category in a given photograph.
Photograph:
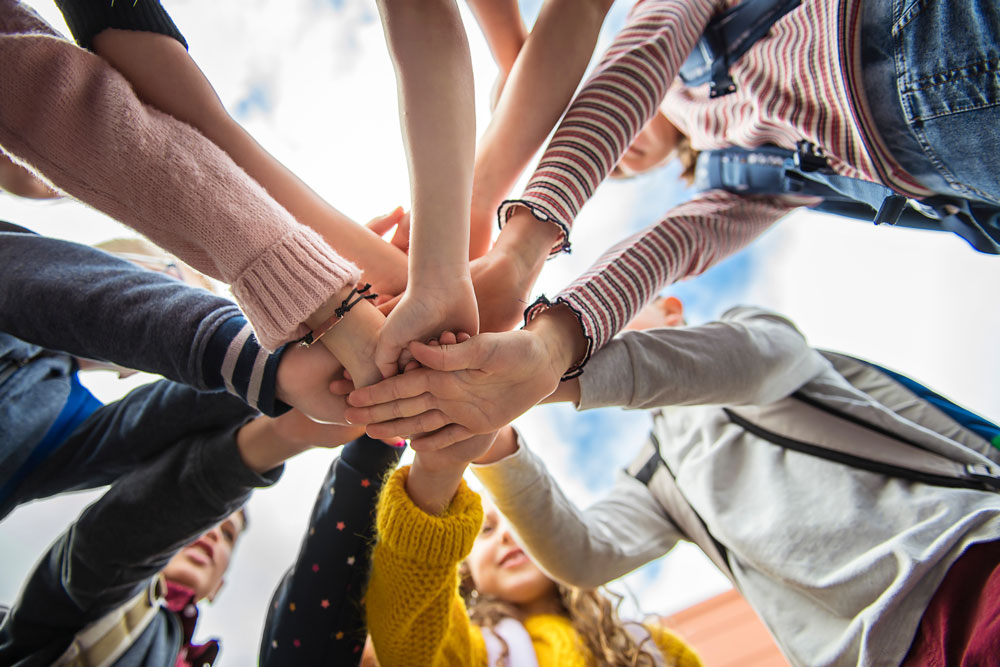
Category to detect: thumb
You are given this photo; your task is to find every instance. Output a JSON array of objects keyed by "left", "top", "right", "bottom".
[
  {"left": 374, "top": 339, "right": 402, "bottom": 379},
  {"left": 408, "top": 337, "right": 484, "bottom": 371}
]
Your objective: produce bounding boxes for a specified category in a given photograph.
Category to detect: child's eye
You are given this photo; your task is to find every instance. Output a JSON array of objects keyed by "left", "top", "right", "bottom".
[{"left": 479, "top": 522, "right": 495, "bottom": 535}]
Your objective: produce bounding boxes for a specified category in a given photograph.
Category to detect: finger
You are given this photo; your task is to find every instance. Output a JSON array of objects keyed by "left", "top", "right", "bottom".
[
  {"left": 397, "top": 347, "right": 416, "bottom": 371},
  {"left": 457, "top": 332, "right": 471, "bottom": 343},
  {"left": 374, "top": 342, "right": 403, "bottom": 379},
  {"left": 410, "top": 424, "right": 472, "bottom": 451},
  {"left": 347, "top": 369, "right": 432, "bottom": 407},
  {"left": 344, "top": 392, "right": 437, "bottom": 425},
  {"left": 438, "top": 331, "right": 458, "bottom": 346},
  {"left": 408, "top": 338, "right": 484, "bottom": 372},
  {"left": 366, "top": 206, "right": 405, "bottom": 236},
  {"left": 363, "top": 410, "right": 450, "bottom": 440},
  {"left": 390, "top": 211, "right": 411, "bottom": 252}
]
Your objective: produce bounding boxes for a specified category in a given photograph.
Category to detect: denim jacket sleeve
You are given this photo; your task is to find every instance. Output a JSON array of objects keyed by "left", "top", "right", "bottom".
[
  {"left": 0, "top": 416, "right": 281, "bottom": 663},
  {"left": 0, "top": 225, "right": 288, "bottom": 416}
]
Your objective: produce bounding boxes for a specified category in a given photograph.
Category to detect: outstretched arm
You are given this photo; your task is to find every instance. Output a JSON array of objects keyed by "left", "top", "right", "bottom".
[
  {"left": 260, "top": 436, "right": 404, "bottom": 665},
  {"left": 0, "top": 227, "right": 358, "bottom": 422},
  {"left": 81, "top": 25, "right": 409, "bottom": 299},
  {"left": 0, "top": 5, "right": 359, "bottom": 350},
  {"left": 0, "top": 406, "right": 358, "bottom": 662},
  {"left": 366, "top": 466, "right": 489, "bottom": 666},
  {"left": 468, "top": 0, "right": 711, "bottom": 334},
  {"left": 372, "top": 0, "right": 479, "bottom": 377},
  {"left": 472, "top": 428, "right": 681, "bottom": 588},
  {"left": 468, "top": 0, "right": 614, "bottom": 258}
]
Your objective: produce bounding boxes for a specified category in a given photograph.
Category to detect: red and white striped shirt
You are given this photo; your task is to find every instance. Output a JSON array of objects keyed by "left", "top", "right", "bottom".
[{"left": 505, "top": 0, "right": 928, "bottom": 371}]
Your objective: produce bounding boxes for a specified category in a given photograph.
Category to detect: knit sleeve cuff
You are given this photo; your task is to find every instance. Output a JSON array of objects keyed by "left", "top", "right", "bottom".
[
  {"left": 201, "top": 314, "right": 290, "bottom": 417},
  {"left": 230, "top": 226, "right": 361, "bottom": 351},
  {"left": 376, "top": 467, "right": 483, "bottom": 567}
]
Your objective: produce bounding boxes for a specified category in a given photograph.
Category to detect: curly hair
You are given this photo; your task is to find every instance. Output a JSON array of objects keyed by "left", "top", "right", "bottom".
[{"left": 459, "top": 563, "right": 665, "bottom": 667}]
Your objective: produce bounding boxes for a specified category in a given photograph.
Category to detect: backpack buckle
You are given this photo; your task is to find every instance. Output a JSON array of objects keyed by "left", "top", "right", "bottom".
[
  {"left": 793, "top": 141, "right": 827, "bottom": 172},
  {"left": 965, "top": 463, "right": 1000, "bottom": 492}
]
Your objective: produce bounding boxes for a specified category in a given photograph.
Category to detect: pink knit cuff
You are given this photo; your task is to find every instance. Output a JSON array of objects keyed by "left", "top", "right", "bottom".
[{"left": 230, "top": 226, "right": 361, "bottom": 351}]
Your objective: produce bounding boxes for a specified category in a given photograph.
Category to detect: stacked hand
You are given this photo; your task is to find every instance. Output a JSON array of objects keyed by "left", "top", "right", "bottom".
[
  {"left": 373, "top": 273, "right": 480, "bottom": 378},
  {"left": 275, "top": 342, "right": 354, "bottom": 424},
  {"left": 345, "top": 305, "right": 585, "bottom": 449}
]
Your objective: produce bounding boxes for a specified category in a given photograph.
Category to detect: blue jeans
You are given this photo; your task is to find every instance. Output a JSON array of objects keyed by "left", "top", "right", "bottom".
[{"left": 861, "top": 0, "right": 1000, "bottom": 206}]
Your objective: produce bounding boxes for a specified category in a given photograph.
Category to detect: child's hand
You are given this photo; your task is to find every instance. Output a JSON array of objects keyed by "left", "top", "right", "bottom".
[
  {"left": 271, "top": 409, "right": 366, "bottom": 450},
  {"left": 275, "top": 343, "right": 351, "bottom": 424},
  {"left": 347, "top": 328, "right": 558, "bottom": 447},
  {"left": 307, "top": 284, "right": 387, "bottom": 390},
  {"left": 236, "top": 409, "right": 365, "bottom": 472},
  {"left": 366, "top": 206, "right": 411, "bottom": 256},
  {"left": 373, "top": 274, "right": 479, "bottom": 378},
  {"left": 347, "top": 305, "right": 584, "bottom": 448}
]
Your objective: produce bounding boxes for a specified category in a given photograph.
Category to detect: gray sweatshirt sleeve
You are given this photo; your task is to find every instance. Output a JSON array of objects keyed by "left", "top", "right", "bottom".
[
  {"left": 0, "top": 226, "right": 288, "bottom": 416},
  {"left": 578, "top": 306, "right": 827, "bottom": 410},
  {"left": 473, "top": 432, "right": 681, "bottom": 589},
  {"left": 0, "top": 418, "right": 281, "bottom": 661}
]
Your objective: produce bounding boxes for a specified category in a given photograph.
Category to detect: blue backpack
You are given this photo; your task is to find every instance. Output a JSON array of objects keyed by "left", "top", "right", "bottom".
[{"left": 679, "top": 0, "right": 1000, "bottom": 254}]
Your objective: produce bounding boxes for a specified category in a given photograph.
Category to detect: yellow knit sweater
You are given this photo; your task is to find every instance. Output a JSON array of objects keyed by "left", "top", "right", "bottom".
[{"left": 366, "top": 467, "right": 703, "bottom": 667}]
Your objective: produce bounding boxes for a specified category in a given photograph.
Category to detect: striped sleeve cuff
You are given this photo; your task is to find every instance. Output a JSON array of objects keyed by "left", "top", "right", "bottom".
[
  {"left": 524, "top": 294, "right": 595, "bottom": 379},
  {"left": 201, "top": 315, "right": 290, "bottom": 417}
]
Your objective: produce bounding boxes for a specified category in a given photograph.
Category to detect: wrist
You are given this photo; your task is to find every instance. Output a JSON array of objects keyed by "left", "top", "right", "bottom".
[
  {"left": 236, "top": 417, "right": 306, "bottom": 473},
  {"left": 408, "top": 259, "right": 471, "bottom": 288},
  {"left": 472, "top": 425, "right": 519, "bottom": 465},
  {"left": 313, "top": 294, "right": 384, "bottom": 389},
  {"left": 542, "top": 377, "right": 581, "bottom": 405},
  {"left": 407, "top": 457, "right": 466, "bottom": 515},
  {"left": 494, "top": 208, "right": 562, "bottom": 274},
  {"left": 524, "top": 304, "right": 587, "bottom": 380}
]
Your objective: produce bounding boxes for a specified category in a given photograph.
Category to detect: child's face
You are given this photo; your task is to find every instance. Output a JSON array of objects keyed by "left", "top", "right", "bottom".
[
  {"left": 466, "top": 500, "right": 558, "bottom": 607},
  {"left": 161, "top": 509, "right": 245, "bottom": 602},
  {"left": 613, "top": 110, "right": 682, "bottom": 177}
]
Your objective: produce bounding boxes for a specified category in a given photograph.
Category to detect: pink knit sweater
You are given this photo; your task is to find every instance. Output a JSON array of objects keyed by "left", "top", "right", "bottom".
[{"left": 0, "top": 0, "right": 359, "bottom": 349}]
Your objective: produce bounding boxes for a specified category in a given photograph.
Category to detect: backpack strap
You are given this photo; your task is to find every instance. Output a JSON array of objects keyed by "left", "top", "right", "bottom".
[
  {"left": 694, "top": 144, "right": 1000, "bottom": 254},
  {"left": 53, "top": 575, "right": 165, "bottom": 667},
  {"left": 679, "top": 0, "right": 801, "bottom": 97},
  {"left": 482, "top": 617, "right": 539, "bottom": 667},
  {"left": 725, "top": 395, "right": 1000, "bottom": 492},
  {"left": 626, "top": 431, "right": 737, "bottom": 583}
]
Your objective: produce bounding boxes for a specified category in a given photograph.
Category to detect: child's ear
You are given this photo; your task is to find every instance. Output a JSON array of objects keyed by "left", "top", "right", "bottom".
[
  {"left": 206, "top": 577, "right": 225, "bottom": 603},
  {"left": 662, "top": 296, "right": 685, "bottom": 326}
]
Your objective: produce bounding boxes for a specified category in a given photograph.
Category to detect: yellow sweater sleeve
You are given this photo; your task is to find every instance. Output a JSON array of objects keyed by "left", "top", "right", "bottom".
[
  {"left": 648, "top": 623, "right": 703, "bottom": 667},
  {"left": 366, "top": 466, "right": 488, "bottom": 667}
]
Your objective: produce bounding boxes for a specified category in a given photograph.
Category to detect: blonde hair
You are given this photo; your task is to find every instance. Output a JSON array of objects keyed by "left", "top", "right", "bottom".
[
  {"left": 674, "top": 133, "right": 699, "bottom": 186},
  {"left": 459, "top": 563, "right": 664, "bottom": 667}
]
